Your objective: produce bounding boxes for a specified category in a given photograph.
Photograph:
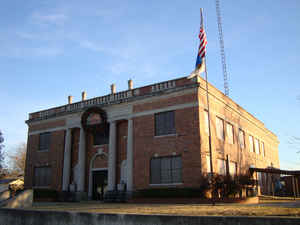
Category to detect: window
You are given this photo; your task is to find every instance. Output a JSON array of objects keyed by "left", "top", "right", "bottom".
[
  {"left": 216, "top": 117, "right": 224, "bottom": 140},
  {"left": 155, "top": 111, "right": 175, "bottom": 136},
  {"left": 93, "top": 130, "right": 109, "bottom": 145},
  {"left": 39, "top": 132, "right": 51, "bottom": 151},
  {"left": 204, "top": 110, "right": 209, "bottom": 134},
  {"left": 229, "top": 162, "right": 237, "bottom": 176},
  {"left": 34, "top": 166, "right": 51, "bottom": 187},
  {"left": 254, "top": 138, "right": 260, "bottom": 154},
  {"left": 226, "top": 123, "right": 234, "bottom": 144},
  {"left": 249, "top": 135, "right": 254, "bottom": 152},
  {"left": 206, "top": 155, "right": 211, "bottom": 173},
  {"left": 217, "top": 159, "right": 226, "bottom": 175},
  {"left": 150, "top": 156, "right": 182, "bottom": 184},
  {"left": 238, "top": 129, "right": 245, "bottom": 149},
  {"left": 261, "top": 142, "right": 265, "bottom": 157}
]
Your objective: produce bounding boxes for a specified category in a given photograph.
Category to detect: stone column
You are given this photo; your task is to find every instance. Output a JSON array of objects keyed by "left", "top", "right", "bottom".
[
  {"left": 126, "top": 119, "right": 133, "bottom": 192},
  {"left": 108, "top": 121, "right": 117, "bottom": 191},
  {"left": 77, "top": 127, "right": 86, "bottom": 192},
  {"left": 62, "top": 128, "right": 72, "bottom": 191}
]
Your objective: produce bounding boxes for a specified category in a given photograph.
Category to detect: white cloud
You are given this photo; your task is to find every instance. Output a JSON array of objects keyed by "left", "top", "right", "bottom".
[{"left": 31, "top": 12, "right": 68, "bottom": 26}]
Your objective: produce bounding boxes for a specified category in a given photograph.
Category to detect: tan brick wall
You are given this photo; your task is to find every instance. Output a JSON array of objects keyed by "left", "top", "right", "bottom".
[
  {"left": 24, "top": 130, "right": 65, "bottom": 191},
  {"left": 197, "top": 86, "right": 279, "bottom": 176},
  {"left": 28, "top": 119, "right": 65, "bottom": 132},
  {"left": 133, "top": 105, "right": 201, "bottom": 190},
  {"left": 133, "top": 93, "right": 196, "bottom": 113}
]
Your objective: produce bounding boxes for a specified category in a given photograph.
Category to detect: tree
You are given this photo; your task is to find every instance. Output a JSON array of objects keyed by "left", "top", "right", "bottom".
[
  {"left": 9, "top": 142, "right": 27, "bottom": 175},
  {"left": 0, "top": 130, "right": 4, "bottom": 170}
]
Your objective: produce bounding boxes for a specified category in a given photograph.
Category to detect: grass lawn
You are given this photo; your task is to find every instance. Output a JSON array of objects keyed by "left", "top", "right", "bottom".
[{"left": 27, "top": 200, "right": 300, "bottom": 217}]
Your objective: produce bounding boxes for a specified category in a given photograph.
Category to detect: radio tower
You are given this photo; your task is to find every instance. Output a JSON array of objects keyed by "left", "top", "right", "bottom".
[{"left": 215, "top": 0, "right": 229, "bottom": 96}]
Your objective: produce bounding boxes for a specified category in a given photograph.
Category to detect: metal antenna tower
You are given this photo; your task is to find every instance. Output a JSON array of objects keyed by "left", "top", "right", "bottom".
[{"left": 215, "top": 0, "right": 229, "bottom": 96}]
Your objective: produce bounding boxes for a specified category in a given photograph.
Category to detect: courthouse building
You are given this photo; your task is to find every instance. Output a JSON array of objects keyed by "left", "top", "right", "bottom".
[{"left": 24, "top": 76, "right": 280, "bottom": 200}]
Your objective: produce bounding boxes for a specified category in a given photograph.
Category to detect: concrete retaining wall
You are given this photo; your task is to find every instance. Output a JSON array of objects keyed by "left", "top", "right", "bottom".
[
  {"left": 2, "top": 189, "right": 33, "bottom": 208},
  {"left": 0, "top": 190, "right": 10, "bottom": 202},
  {"left": 0, "top": 208, "right": 299, "bottom": 225}
]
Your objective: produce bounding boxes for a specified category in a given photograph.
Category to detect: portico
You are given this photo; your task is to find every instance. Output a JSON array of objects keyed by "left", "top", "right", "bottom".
[{"left": 61, "top": 106, "right": 134, "bottom": 200}]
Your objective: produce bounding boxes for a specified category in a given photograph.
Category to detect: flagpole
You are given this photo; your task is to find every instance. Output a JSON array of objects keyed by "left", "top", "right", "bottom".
[{"left": 200, "top": 8, "right": 215, "bottom": 204}]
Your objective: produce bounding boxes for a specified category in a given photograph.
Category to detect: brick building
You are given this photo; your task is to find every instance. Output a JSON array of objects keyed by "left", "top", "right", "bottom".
[{"left": 24, "top": 76, "right": 279, "bottom": 200}]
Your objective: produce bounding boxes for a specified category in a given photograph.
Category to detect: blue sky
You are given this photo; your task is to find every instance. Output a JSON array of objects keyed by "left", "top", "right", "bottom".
[{"left": 1, "top": 0, "right": 300, "bottom": 169}]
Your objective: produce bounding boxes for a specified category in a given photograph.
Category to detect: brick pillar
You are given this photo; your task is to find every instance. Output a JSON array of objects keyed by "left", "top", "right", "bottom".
[
  {"left": 77, "top": 127, "right": 86, "bottom": 192},
  {"left": 108, "top": 121, "right": 117, "bottom": 191},
  {"left": 62, "top": 128, "right": 72, "bottom": 191},
  {"left": 126, "top": 119, "right": 133, "bottom": 192}
]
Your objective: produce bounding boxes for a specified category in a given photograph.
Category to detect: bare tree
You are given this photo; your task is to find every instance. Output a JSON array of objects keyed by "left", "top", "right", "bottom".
[
  {"left": 9, "top": 142, "right": 27, "bottom": 175},
  {"left": 0, "top": 130, "right": 5, "bottom": 170}
]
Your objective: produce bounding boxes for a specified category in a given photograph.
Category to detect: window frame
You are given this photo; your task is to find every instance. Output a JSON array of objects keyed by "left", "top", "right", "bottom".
[
  {"left": 150, "top": 155, "right": 182, "bottom": 185},
  {"left": 238, "top": 129, "right": 245, "bottom": 149},
  {"left": 38, "top": 132, "right": 51, "bottom": 152},
  {"left": 154, "top": 111, "right": 176, "bottom": 137},
  {"left": 33, "top": 166, "right": 52, "bottom": 188}
]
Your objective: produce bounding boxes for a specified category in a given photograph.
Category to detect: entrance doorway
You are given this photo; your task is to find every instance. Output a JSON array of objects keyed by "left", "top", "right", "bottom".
[{"left": 92, "top": 170, "right": 108, "bottom": 200}]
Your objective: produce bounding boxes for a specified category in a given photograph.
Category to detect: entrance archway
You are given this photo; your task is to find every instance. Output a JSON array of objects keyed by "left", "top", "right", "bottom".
[{"left": 88, "top": 149, "right": 108, "bottom": 199}]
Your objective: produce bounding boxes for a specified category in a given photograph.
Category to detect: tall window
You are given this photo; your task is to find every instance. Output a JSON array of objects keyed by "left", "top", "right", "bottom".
[
  {"left": 261, "top": 141, "right": 265, "bottom": 157},
  {"left": 238, "top": 129, "right": 245, "bottom": 149},
  {"left": 217, "top": 159, "right": 226, "bottom": 175},
  {"left": 34, "top": 166, "right": 51, "bottom": 187},
  {"left": 204, "top": 110, "right": 209, "bottom": 134},
  {"left": 249, "top": 135, "right": 254, "bottom": 153},
  {"left": 206, "top": 155, "right": 211, "bottom": 173},
  {"left": 150, "top": 156, "right": 182, "bottom": 184},
  {"left": 226, "top": 123, "right": 234, "bottom": 144},
  {"left": 155, "top": 111, "right": 175, "bottom": 136},
  {"left": 39, "top": 132, "right": 51, "bottom": 151},
  {"left": 216, "top": 117, "right": 224, "bottom": 140},
  {"left": 254, "top": 138, "right": 260, "bottom": 154},
  {"left": 229, "top": 162, "right": 237, "bottom": 176}
]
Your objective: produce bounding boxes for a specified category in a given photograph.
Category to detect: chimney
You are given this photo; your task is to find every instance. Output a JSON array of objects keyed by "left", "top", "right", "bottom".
[
  {"left": 82, "top": 91, "right": 87, "bottom": 101},
  {"left": 111, "top": 84, "right": 116, "bottom": 94},
  {"left": 128, "top": 79, "right": 133, "bottom": 90},
  {"left": 68, "top": 95, "right": 73, "bottom": 104}
]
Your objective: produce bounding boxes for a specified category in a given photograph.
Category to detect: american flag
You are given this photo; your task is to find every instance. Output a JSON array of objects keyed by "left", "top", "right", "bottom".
[{"left": 195, "top": 27, "right": 207, "bottom": 72}]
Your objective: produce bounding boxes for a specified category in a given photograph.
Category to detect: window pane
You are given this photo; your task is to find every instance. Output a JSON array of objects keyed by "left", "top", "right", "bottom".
[
  {"left": 171, "top": 169, "right": 181, "bottom": 183},
  {"left": 216, "top": 117, "right": 224, "bottom": 140},
  {"left": 229, "top": 162, "right": 237, "bottom": 176},
  {"left": 150, "top": 158, "right": 161, "bottom": 184},
  {"left": 204, "top": 111, "right": 209, "bottom": 134},
  {"left": 217, "top": 159, "right": 226, "bottom": 175},
  {"left": 249, "top": 136, "right": 254, "bottom": 152},
  {"left": 206, "top": 155, "right": 211, "bottom": 173},
  {"left": 155, "top": 111, "right": 175, "bottom": 136},
  {"left": 171, "top": 156, "right": 182, "bottom": 169},
  {"left": 34, "top": 166, "right": 51, "bottom": 187},
  {"left": 239, "top": 129, "right": 245, "bottom": 149},
  {"left": 261, "top": 142, "right": 265, "bottom": 157},
  {"left": 255, "top": 138, "right": 260, "bottom": 154},
  {"left": 39, "top": 132, "right": 51, "bottom": 151},
  {"left": 226, "top": 123, "right": 234, "bottom": 144},
  {"left": 150, "top": 156, "right": 182, "bottom": 184}
]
